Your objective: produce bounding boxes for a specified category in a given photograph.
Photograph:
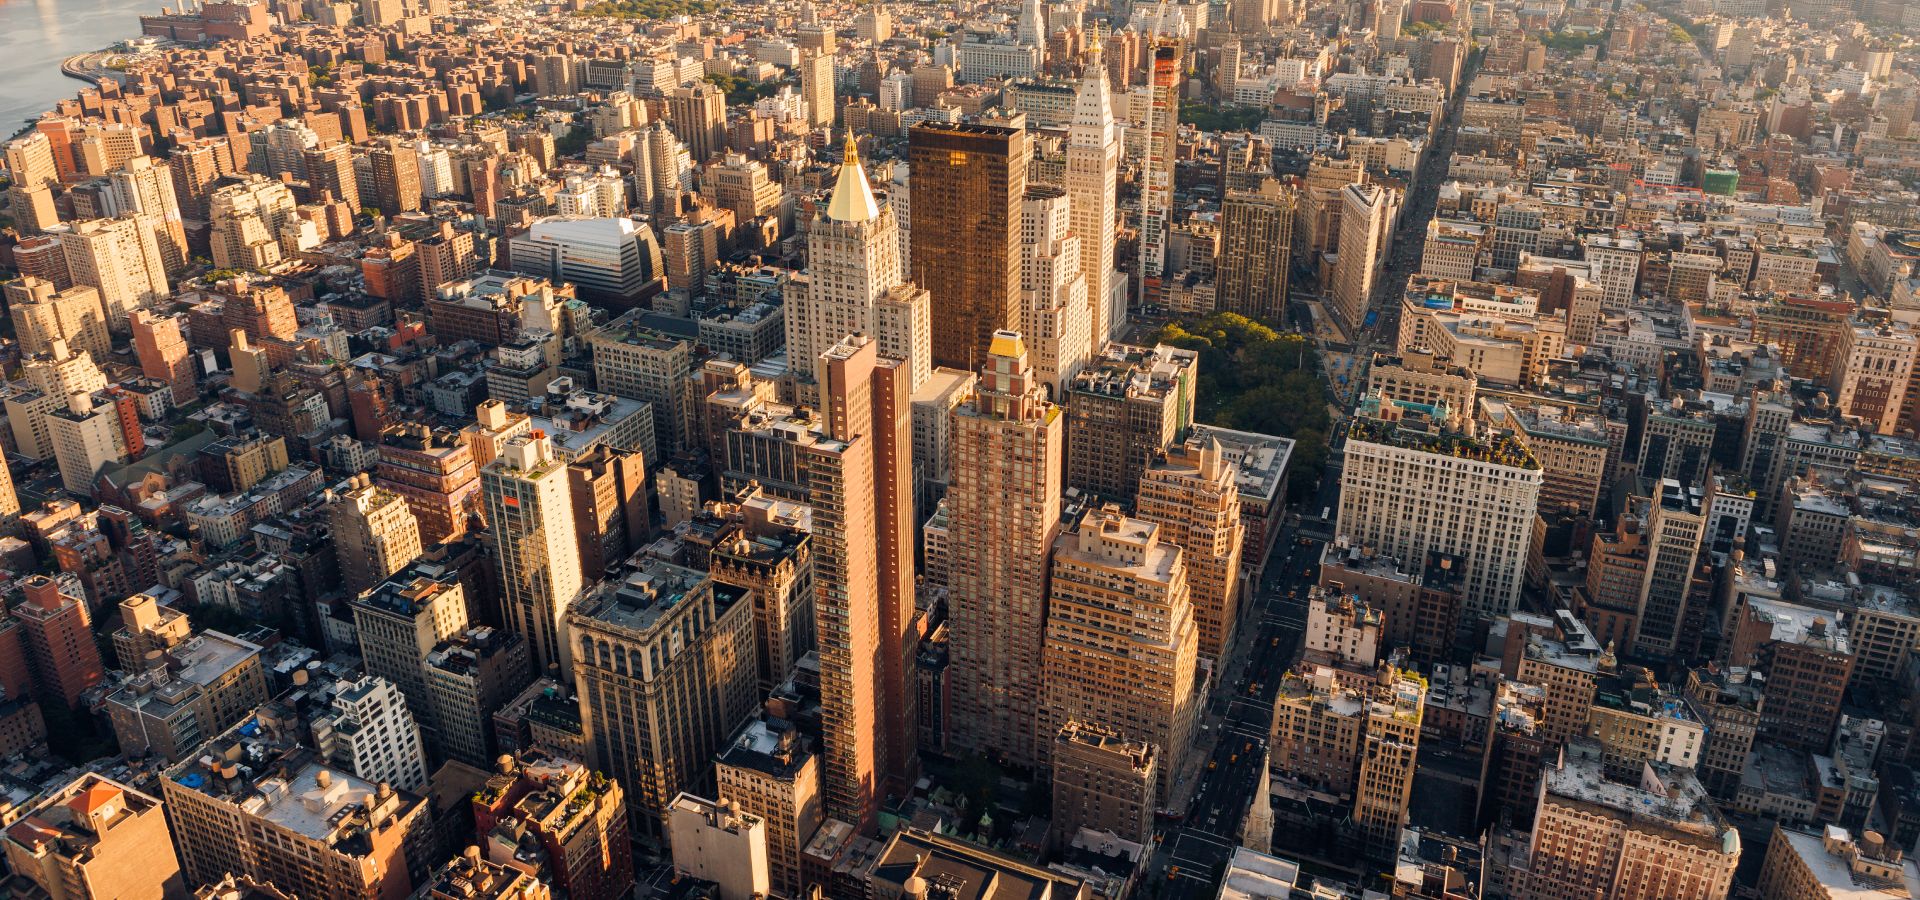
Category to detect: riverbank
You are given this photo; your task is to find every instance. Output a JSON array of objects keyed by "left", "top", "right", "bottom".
[
  {"left": 62, "top": 50, "right": 119, "bottom": 85},
  {"left": 0, "top": 0, "right": 157, "bottom": 133}
]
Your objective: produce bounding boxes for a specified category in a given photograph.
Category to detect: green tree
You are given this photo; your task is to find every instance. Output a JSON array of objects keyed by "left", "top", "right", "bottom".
[
  {"left": 1150, "top": 312, "right": 1332, "bottom": 500},
  {"left": 1539, "top": 30, "right": 1603, "bottom": 54},
  {"left": 555, "top": 125, "right": 593, "bottom": 156},
  {"left": 704, "top": 72, "right": 784, "bottom": 106},
  {"left": 1178, "top": 101, "right": 1267, "bottom": 133},
  {"left": 582, "top": 0, "right": 724, "bottom": 19}
]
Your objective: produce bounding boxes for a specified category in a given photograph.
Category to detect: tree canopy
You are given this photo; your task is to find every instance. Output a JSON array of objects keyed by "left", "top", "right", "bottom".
[
  {"left": 582, "top": 0, "right": 724, "bottom": 19},
  {"left": 704, "top": 72, "right": 784, "bottom": 106},
  {"left": 1149, "top": 312, "right": 1332, "bottom": 500},
  {"left": 1539, "top": 30, "right": 1603, "bottom": 54},
  {"left": 1178, "top": 101, "right": 1268, "bottom": 134}
]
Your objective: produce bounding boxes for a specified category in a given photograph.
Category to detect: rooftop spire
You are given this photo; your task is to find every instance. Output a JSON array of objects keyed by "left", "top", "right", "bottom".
[{"left": 825, "top": 134, "right": 880, "bottom": 223}]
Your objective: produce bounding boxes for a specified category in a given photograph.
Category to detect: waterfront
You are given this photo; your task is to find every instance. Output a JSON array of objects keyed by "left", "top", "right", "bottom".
[{"left": 0, "top": 0, "right": 155, "bottom": 133}]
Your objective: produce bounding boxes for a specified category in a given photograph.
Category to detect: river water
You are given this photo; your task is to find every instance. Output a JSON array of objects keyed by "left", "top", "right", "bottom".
[{"left": 0, "top": 0, "right": 159, "bottom": 133}]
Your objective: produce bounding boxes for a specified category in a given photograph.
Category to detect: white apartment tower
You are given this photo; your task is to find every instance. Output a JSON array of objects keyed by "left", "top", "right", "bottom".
[
  {"left": 1020, "top": 186, "right": 1092, "bottom": 397},
  {"left": 108, "top": 156, "right": 188, "bottom": 275},
  {"left": 53, "top": 218, "right": 170, "bottom": 327},
  {"left": 1018, "top": 0, "right": 1048, "bottom": 58},
  {"left": 1583, "top": 234, "right": 1642, "bottom": 310}
]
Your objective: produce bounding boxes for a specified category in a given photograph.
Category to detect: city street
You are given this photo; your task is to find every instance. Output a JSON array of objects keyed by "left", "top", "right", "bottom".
[
  {"left": 1147, "top": 461, "right": 1340, "bottom": 899},
  {"left": 1143, "top": 50, "right": 1474, "bottom": 897}
]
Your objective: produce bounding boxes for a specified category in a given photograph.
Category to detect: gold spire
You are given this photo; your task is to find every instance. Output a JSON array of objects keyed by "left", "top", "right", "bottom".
[{"left": 825, "top": 132, "right": 879, "bottom": 223}]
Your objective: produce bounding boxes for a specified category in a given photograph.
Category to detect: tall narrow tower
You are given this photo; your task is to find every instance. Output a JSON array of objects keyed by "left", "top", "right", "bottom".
[
  {"left": 809, "top": 337, "right": 882, "bottom": 832},
  {"left": 1017, "top": 0, "right": 1048, "bottom": 58},
  {"left": 1038, "top": 505, "right": 1199, "bottom": 794},
  {"left": 1216, "top": 178, "right": 1297, "bottom": 321},
  {"left": 799, "top": 333, "right": 918, "bottom": 833},
  {"left": 946, "top": 332, "right": 1064, "bottom": 768},
  {"left": 1020, "top": 187, "right": 1092, "bottom": 397},
  {"left": 1138, "top": 39, "right": 1183, "bottom": 309},
  {"left": 1067, "top": 30, "right": 1122, "bottom": 345},
  {"left": 482, "top": 431, "right": 582, "bottom": 674}
]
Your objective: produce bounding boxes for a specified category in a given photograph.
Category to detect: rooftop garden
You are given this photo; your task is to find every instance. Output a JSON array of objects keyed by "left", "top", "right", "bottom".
[{"left": 1347, "top": 417, "right": 1541, "bottom": 470}]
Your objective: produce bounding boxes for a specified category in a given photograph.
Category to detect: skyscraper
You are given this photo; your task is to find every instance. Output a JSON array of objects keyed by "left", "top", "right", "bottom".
[
  {"left": 5, "top": 132, "right": 61, "bottom": 234},
  {"left": 566, "top": 445, "right": 650, "bottom": 574},
  {"left": 667, "top": 83, "right": 728, "bottom": 165},
  {"left": 1138, "top": 39, "right": 1183, "bottom": 306},
  {"left": 328, "top": 472, "right": 425, "bottom": 596},
  {"left": 1138, "top": 436, "right": 1246, "bottom": 662},
  {"left": 377, "top": 423, "right": 481, "bottom": 545},
  {"left": 1216, "top": 179, "right": 1297, "bottom": 321},
  {"left": 1630, "top": 479, "right": 1708, "bottom": 658},
  {"left": 9, "top": 277, "right": 109, "bottom": 363},
  {"left": 745, "top": 334, "right": 918, "bottom": 833},
  {"left": 808, "top": 336, "right": 883, "bottom": 832},
  {"left": 1017, "top": 0, "right": 1047, "bottom": 53},
  {"left": 801, "top": 51, "right": 836, "bottom": 128},
  {"left": 1353, "top": 668, "right": 1425, "bottom": 860},
  {"left": 52, "top": 218, "right": 170, "bottom": 326},
  {"left": 207, "top": 176, "right": 298, "bottom": 271},
  {"left": 869, "top": 354, "right": 917, "bottom": 789},
  {"left": 786, "top": 139, "right": 931, "bottom": 389},
  {"left": 1067, "top": 32, "right": 1122, "bottom": 346},
  {"left": 352, "top": 561, "right": 469, "bottom": 747},
  {"left": 1331, "top": 182, "right": 1394, "bottom": 331},
  {"left": 1019, "top": 186, "right": 1092, "bottom": 396},
  {"left": 107, "top": 156, "right": 188, "bottom": 275},
  {"left": 46, "top": 392, "right": 129, "bottom": 495},
  {"left": 1337, "top": 397, "right": 1542, "bottom": 618},
  {"left": 569, "top": 558, "right": 756, "bottom": 841},
  {"left": 589, "top": 311, "right": 692, "bottom": 454},
  {"left": 946, "top": 332, "right": 1063, "bottom": 768},
  {"left": 1038, "top": 505, "right": 1199, "bottom": 790},
  {"left": 715, "top": 713, "right": 822, "bottom": 899},
  {"left": 483, "top": 431, "right": 582, "bottom": 674},
  {"left": 304, "top": 142, "right": 361, "bottom": 210},
  {"left": 367, "top": 137, "right": 422, "bottom": 214},
  {"left": 1063, "top": 342, "right": 1197, "bottom": 504},
  {"left": 168, "top": 137, "right": 232, "bottom": 222},
  {"left": 910, "top": 123, "right": 1029, "bottom": 371}
]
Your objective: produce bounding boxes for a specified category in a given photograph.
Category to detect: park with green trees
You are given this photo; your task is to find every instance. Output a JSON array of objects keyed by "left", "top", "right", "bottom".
[{"left": 1148, "top": 312, "right": 1332, "bottom": 500}]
